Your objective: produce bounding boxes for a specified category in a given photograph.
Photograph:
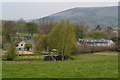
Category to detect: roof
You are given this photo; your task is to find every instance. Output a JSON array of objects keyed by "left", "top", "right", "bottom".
[
  {"left": 23, "top": 40, "right": 34, "bottom": 44},
  {"left": 78, "top": 39, "right": 113, "bottom": 43}
]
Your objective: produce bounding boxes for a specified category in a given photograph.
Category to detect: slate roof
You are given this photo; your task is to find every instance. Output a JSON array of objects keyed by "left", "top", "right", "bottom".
[
  {"left": 78, "top": 39, "right": 112, "bottom": 43},
  {"left": 23, "top": 40, "right": 34, "bottom": 44}
]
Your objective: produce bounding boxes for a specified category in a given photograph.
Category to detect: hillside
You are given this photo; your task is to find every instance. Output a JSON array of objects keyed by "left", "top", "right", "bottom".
[{"left": 31, "top": 6, "right": 118, "bottom": 28}]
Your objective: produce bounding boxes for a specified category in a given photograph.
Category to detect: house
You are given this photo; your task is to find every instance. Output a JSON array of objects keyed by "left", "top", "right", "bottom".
[
  {"left": 16, "top": 40, "right": 34, "bottom": 51},
  {"left": 77, "top": 39, "right": 115, "bottom": 47}
]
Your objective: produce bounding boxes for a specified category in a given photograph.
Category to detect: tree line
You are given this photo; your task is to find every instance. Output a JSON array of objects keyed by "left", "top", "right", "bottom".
[{"left": 2, "top": 18, "right": 119, "bottom": 60}]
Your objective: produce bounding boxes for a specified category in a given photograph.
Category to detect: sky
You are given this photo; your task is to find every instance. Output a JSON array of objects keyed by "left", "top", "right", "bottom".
[{"left": 1, "top": 1, "right": 119, "bottom": 20}]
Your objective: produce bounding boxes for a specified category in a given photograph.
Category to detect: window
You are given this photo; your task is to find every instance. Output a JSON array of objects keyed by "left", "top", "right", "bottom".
[
  {"left": 21, "top": 44, "right": 23, "bottom": 46},
  {"left": 19, "top": 48, "right": 21, "bottom": 50},
  {"left": 16, "top": 45, "right": 18, "bottom": 47}
]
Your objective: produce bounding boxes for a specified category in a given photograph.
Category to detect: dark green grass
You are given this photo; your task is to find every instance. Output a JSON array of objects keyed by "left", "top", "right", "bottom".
[{"left": 2, "top": 52, "right": 118, "bottom": 78}]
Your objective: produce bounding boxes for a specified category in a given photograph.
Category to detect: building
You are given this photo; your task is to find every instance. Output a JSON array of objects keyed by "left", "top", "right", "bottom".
[
  {"left": 77, "top": 39, "right": 115, "bottom": 47},
  {"left": 16, "top": 40, "right": 34, "bottom": 51}
]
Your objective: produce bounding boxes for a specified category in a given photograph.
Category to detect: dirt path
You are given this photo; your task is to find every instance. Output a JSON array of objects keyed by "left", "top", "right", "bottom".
[{"left": 18, "top": 51, "right": 34, "bottom": 55}]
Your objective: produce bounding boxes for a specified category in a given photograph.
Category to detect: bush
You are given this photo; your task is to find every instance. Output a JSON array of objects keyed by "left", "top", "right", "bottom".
[
  {"left": 25, "top": 43, "right": 32, "bottom": 51},
  {"left": 75, "top": 45, "right": 116, "bottom": 54},
  {"left": 4, "top": 44, "right": 16, "bottom": 61}
]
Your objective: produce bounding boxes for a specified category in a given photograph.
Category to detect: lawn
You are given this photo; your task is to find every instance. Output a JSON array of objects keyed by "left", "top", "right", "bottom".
[
  {"left": 16, "top": 32, "right": 38, "bottom": 37},
  {"left": 2, "top": 52, "right": 118, "bottom": 78}
]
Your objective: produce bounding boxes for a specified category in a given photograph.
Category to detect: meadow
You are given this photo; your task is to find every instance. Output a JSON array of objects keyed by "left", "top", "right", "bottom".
[{"left": 2, "top": 52, "right": 118, "bottom": 78}]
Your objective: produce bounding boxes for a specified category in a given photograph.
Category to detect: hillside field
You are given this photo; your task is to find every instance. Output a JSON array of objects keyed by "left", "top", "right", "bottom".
[{"left": 2, "top": 52, "right": 118, "bottom": 78}]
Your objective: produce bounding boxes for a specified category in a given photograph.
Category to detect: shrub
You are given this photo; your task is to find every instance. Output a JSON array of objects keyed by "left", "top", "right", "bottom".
[
  {"left": 25, "top": 43, "right": 32, "bottom": 51},
  {"left": 75, "top": 45, "right": 116, "bottom": 54},
  {"left": 4, "top": 44, "right": 16, "bottom": 61}
]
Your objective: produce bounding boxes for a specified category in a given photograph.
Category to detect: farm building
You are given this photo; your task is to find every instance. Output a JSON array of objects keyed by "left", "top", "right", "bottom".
[
  {"left": 16, "top": 40, "right": 34, "bottom": 51},
  {"left": 77, "top": 39, "right": 115, "bottom": 47}
]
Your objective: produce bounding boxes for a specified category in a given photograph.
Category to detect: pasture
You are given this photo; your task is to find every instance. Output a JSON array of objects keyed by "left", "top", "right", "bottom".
[{"left": 2, "top": 52, "right": 118, "bottom": 78}]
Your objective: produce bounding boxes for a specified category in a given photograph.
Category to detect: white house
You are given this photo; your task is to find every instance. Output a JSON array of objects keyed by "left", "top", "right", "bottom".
[
  {"left": 16, "top": 40, "right": 34, "bottom": 51},
  {"left": 77, "top": 39, "right": 115, "bottom": 47}
]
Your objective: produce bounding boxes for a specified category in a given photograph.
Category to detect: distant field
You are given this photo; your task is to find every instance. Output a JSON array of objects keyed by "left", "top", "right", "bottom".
[
  {"left": 2, "top": 52, "right": 118, "bottom": 78},
  {"left": 16, "top": 32, "right": 38, "bottom": 37}
]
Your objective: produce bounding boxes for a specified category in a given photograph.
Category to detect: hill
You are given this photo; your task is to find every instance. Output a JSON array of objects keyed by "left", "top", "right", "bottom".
[{"left": 30, "top": 6, "right": 118, "bottom": 28}]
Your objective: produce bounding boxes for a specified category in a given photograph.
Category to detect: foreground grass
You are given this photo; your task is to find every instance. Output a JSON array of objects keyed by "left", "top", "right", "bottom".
[{"left": 2, "top": 52, "right": 118, "bottom": 78}]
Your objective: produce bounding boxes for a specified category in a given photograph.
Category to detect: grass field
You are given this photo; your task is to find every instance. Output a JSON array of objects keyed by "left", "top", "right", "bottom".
[
  {"left": 16, "top": 32, "right": 38, "bottom": 37},
  {"left": 2, "top": 52, "right": 118, "bottom": 78}
]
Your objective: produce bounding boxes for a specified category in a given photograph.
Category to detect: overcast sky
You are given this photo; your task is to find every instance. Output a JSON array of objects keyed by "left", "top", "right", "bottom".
[{"left": 1, "top": 2, "right": 118, "bottom": 20}]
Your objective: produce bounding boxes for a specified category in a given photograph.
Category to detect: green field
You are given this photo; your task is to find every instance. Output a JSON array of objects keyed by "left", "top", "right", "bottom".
[
  {"left": 16, "top": 32, "right": 38, "bottom": 37},
  {"left": 2, "top": 52, "right": 118, "bottom": 78}
]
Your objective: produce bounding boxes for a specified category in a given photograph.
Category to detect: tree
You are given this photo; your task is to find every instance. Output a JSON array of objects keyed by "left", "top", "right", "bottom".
[
  {"left": 75, "top": 25, "right": 84, "bottom": 39},
  {"left": 25, "top": 22, "right": 37, "bottom": 36},
  {"left": 92, "top": 31, "right": 105, "bottom": 39},
  {"left": 25, "top": 43, "right": 32, "bottom": 51},
  {"left": 103, "top": 27, "right": 114, "bottom": 39},
  {"left": 37, "top": 18, "right": 56, "bottom": 34},
  {"left": 2, "top": 21, "right": 17, "bottom": 42},
  {"left": 5, "top": 44, "right": 16, "bottom": 60},
  {"left": 48, "top": 20, "right": 76, "bottom": 57},
  {"left": 2, "top": 21, "right": 17, "bottom": 49},
  {"left": 95, "top": 25, "right": 101, "bottom": 30},
  {"left": 16, "top": 18, "right": 25, "bottom": 33},
  {"left": 33, "top": 33, "right": 49, "bottom": 54}
]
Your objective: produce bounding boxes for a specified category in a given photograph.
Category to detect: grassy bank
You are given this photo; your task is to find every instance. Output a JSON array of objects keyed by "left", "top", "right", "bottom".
[{"left": 2, "top": 52, "right": 118, "bottom": 78}]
